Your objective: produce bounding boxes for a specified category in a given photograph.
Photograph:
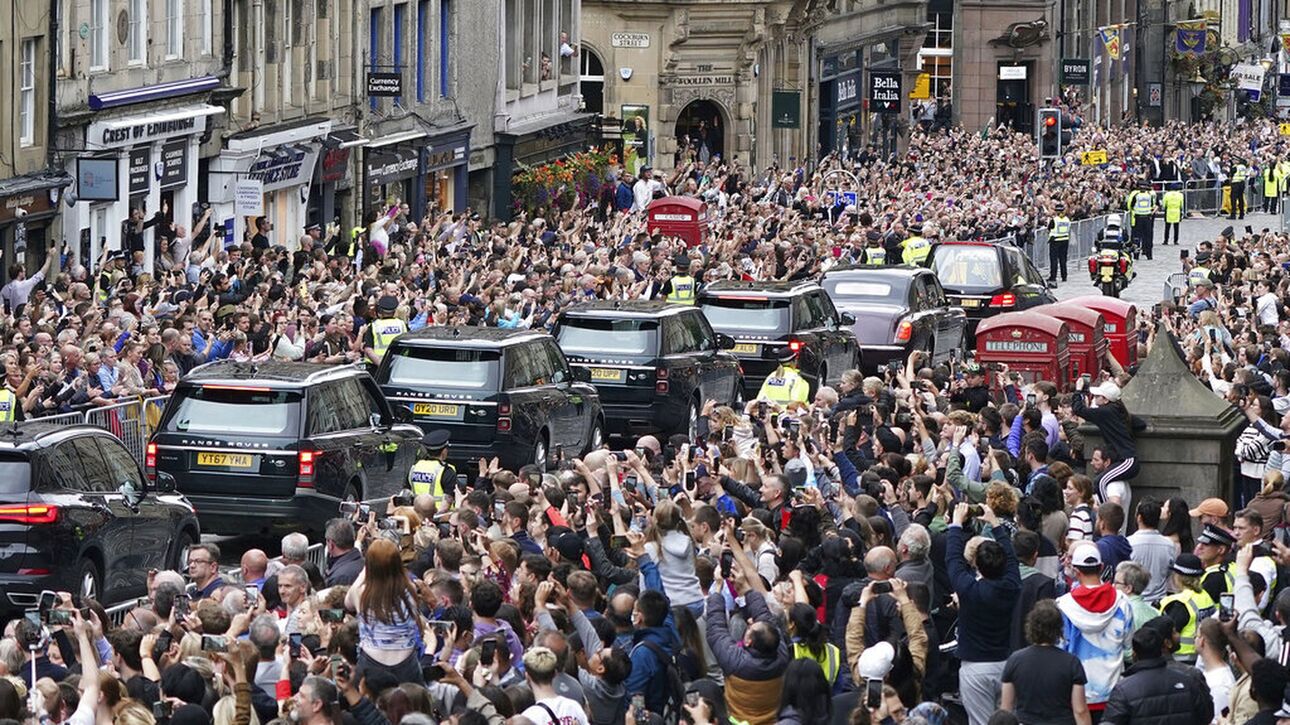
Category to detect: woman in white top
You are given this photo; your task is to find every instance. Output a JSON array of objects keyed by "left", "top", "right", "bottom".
[{"left": 643, "top": 499, "right": 704, "bottom": 610}]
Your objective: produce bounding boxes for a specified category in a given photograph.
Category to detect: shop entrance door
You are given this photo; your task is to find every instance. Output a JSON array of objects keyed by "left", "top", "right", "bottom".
[{"left": 675, "top": 100, "right": 724, "bottom": 164}]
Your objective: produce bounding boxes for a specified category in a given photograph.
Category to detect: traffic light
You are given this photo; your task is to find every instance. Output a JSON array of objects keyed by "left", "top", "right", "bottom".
[{"left": 1038, "top": 108, "right": 1062, "bottom": 159}]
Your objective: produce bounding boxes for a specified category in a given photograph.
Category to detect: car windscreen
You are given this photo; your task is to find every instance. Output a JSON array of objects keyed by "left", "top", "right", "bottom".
[
  {"left": 383, "top": 346, "right": 501, "bottom": 390},
  {"left": 161, "top": 387, "right": 301, "bottom": 436},
  {"left": 930, "top": 246, "right": 1004, "bottom": 291},
  {"left": 0, "top": 456, "right": 30, "bottom": 494},
  {"left": 698, "top": 298, "right": 791, "bottom": 332},
  {"left": 821, "top": 278, "right": 901, "bottom": 303},
  {"left": 555, "top": 318, "right": 658, "bottom": 355}
]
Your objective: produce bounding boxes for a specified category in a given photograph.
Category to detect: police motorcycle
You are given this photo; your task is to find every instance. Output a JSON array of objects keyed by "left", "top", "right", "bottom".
[{"left": 1086, "top": 216, "right": 1134, "bottom": 298}]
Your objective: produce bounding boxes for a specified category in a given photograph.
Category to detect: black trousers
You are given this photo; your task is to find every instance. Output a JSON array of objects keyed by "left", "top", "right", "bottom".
[
  {"left": 1163, "top": 220, "right": 1180, "bottom": 245},
  {"left": 1230, "top": 181, "right": 1247, "bottom": 218},
  {"left": 1265, "top": 193, "right": 1279, "bottom": 214},
  {"left": 1048, "top": 239, "right": 1069, "bottom": 280},
  {"left": 1133, "top": 218, "right": 1154, "bottom": 259}
]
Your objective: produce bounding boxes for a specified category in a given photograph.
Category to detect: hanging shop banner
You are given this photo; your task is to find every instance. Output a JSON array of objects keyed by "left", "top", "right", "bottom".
[
  {"left": 247, "top": 145, "right": 321, "bottom": 193},
  {"left": 1061, "top": 58, "right": 1090, "bottom": 85},
  {"left": 159, "top": 140, "right": 188, "bottom": 189},
  {"left": 366, "top": 147, "right": 421, "bottom": 187},
  {"left": 772, "top": 90, "right": 801, "bottom": 128},
  {"left": 835, "top": 71, "right": 861, "bottom": 109},
  {"left": 76, "top": 157, "right": 119, "bottom": 201},
  {"left": 128, "top": 147, "right": 151, "bottom": 195},
  {"left": 1232, "top": 63, "right": 1266, "bottom": 101},
  {"left": 621, "top": 105, "right": 650, "bottom": 175},
  {"left": 234, "top": 179, "right": 265, "bottom": 217},
  {"left": 869, "top": 70, "right": 901, "bottom": 114},
  {"left": 366, "top": 72, "right": 403, "bottom": 97}
]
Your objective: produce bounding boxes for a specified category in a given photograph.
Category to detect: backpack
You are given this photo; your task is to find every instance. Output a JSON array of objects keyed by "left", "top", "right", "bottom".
[{"left": 636, "top": 639, "right": 686, "bottom": 725}]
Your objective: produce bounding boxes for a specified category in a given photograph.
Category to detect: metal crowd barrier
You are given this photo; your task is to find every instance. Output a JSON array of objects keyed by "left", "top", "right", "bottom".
[
  {"left": 101, "top": 542, "right": 329, "bottom": 627},
  {"left": 28, "top": 395, "right": 169, "bottom": 466},
  {"left": 1028, "top": 214, "right": 1119, "bottom": 275}
]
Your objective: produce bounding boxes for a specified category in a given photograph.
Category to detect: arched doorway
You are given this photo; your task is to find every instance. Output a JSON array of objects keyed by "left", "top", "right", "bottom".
[
  {"left": 580, "top": 49, "right": 604, "bottom": 114},
  {"left": 675, "top": 100, "right": 724, "bottom": 164}
]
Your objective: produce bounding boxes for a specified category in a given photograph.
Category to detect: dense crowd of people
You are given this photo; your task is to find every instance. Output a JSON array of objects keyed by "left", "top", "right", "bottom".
[{"left": 8, "top": 114, "right": 1290, "bottom": 725}]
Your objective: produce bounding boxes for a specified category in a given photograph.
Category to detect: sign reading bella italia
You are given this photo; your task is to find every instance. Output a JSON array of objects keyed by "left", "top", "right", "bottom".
[{"left": 868, "top": 70, "right": 901, "bottom": 113}]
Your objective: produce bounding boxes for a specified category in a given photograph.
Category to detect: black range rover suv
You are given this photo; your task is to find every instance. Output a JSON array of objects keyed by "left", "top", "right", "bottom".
[
  {"left": 149, "top": 361, "right": 423, "bottom": 534},
  {"left": 552, "top": 300, "right": 743, "bottom": 437},
  {"left": 374, "top": 327, "right": 604, "bottom": 470},
  {"left": 697, "top": 280, "right": 861, "bottom": 398},
  {"left": 0, "top": 423, "right": 199, "bottom": 618}
]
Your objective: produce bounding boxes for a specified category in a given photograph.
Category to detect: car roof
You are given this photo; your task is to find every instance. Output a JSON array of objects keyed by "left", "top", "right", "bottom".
[
  {"left": 0, "top": 422, "right": 114, "bottom": 452},
  {"left": 823, "top": 264, "right": 929, "bottom": 280},
  {"left": 394, "top": 326, "right": 549, "bottom": 349},
  {"left": 560, "top": 300, "right": 694, "bottom": 319},
  {"left": 700, "top": 279, "right": 820, "bottom": 298},
  {"left": 182, "top": 360, "right": 365, "bottom": 388}
]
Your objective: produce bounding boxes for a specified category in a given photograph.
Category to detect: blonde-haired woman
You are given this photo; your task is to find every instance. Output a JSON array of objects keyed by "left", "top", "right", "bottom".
[{"left": 644, "top": 499, "right": 705, "bottom": 612}]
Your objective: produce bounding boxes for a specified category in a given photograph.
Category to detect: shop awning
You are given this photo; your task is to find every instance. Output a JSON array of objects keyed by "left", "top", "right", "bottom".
[
  {"left": 325, "top": 128, "right": 369, "bottom": 149},
  {"left": 367, "top": 130, "right": 428, "bottom": 149},
  {"left": 93, "top": 104, "right": 225, "bottom": 137},
  {"left": 89, "top": 76, "right": 221, "bottom": 111}
]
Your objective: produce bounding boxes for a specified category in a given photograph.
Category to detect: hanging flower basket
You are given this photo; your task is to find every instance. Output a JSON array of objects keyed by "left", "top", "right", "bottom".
[{"left": 512, "top": 145, "right": 620, "bottom": 215}]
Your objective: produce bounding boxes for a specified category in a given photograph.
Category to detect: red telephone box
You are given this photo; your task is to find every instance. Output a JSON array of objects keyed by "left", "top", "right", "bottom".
[
  {"left": 975, "top": 311, "right": 1071, "bottom": 388},
  {"left": 1064, "top": 295, "right": 1139, "bottom": 369},
  {"left": 646, "top": 196, "right": 710, "bottom": 247},
  {"left": 1033, "top": 303, "right": 1108, "bottom": 384}
]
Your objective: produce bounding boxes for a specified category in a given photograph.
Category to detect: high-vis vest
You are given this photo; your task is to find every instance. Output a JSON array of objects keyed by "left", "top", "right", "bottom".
[
  {"left": 1051, "top": 216, "right": 1071, "bottom": 241},
  {"left": 1188, "top": 266, "right": 1212, "bottom": 285},
  {"left": 0, "top": 389, "right": 15, "bottom": 422},
  {"left": 1203, "top": 564, "right": 1235, "bottom": 597},
  {"left": 371, "top": 318, "right": 407, "bottom": 357},
  {"left": 1233, "top": 164, "right": 1248, "bottom": 183},
  {"left": 863, "top": 246, "right": 887, "bottom": 264},
  {"left": 792, "top": 642, "right": 842, "bottom": 685},
  {"left": 757, "top": 366, "right": 809, "bottom": 404},
  {"left": 1162, "top": 190, "right": 1184, "bottom": 223},
  {"left": 667, "top": 275, "right": 697, "bottom": 305},
  {"left": 408, "top": 459, "right": 446, "bottom": 499},
  {"left": 901, "top": 236, "right": 931, "bottom": 264},
  {"left": 1129, "top": 191, "right": 1154, "bottom": 222},
  {"left": 1157, "top": 588, "right": 1215, "bottom": 657},
  {"left": 1266, "top": 168, "right": 1282, "bottom": 197}
]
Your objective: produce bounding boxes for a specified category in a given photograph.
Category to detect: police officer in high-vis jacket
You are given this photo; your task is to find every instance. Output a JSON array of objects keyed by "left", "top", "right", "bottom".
[
  {"left": 1047, "top": 202, "right": 1072, "bottom": 282},
  {"left": 364, "top": 295, "right": 407, "bottom": 366},
  {"left": 1158, "top": 553, "right": 1216, "bottom": 665},
  {"left": 756, "top": 346, "right": 810, "bottom": 405},
  {"left": 408, "top": 430, "right": 457, "bottom": 503}
]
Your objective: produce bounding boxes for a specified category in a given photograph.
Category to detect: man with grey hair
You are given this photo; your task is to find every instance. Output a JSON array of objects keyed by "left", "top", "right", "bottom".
[
  {"left": 249, "top": 614, "right": 282, "bottom": 698},
  {"left": 1113, "top": 560, "right": 1162, "bottom": 637},
  {"left": 324, "top": 518, "right": 363, "bottom": 587},
  {"left": 262, "top": 532, "right": 317, "bottom": 610},
  {"left": 278, "top": 564, "right": 311, "bottom": 635},
  {"left": 895, "top": 523, "right": 935, "bottom": 608}
]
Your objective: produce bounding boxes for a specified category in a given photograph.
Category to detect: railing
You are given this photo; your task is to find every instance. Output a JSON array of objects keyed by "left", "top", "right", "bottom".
[
  {"left": 26, "top": 395, "right": 169, "bottom": 466},
  {"left": 1027, "top": 214, "right": 1122, "bottom": 276},
  {"left": 101, "top": 542, "right": 329, "bottom": 628}
]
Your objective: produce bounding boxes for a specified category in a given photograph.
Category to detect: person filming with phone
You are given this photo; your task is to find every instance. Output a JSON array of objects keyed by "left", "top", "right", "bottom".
[{"left": 1072, "top": 375, "right": 1145, "bottom": 509}]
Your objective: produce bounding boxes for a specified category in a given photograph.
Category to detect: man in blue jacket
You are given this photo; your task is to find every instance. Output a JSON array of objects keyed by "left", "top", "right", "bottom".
[
  {"left": 622, "top": 531, "right": 680, "bottom": 718},
  {"left": 946, "top": 502, "right": 1021, "bottom": 725}
]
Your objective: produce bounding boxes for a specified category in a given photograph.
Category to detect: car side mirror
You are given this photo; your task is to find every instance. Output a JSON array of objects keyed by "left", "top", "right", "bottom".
[
  {"left": 121, "top": 480, "right": 143, "bottom": 504},
  {"left": 572, "top": 366, "right": 591, "bottom": 383},
  {"left": 715, "top": 333, "right": 736, "bottom": 350},
  {"left": 154, "top": 471, "right": 177, "bottom": 493},
  {"left": 839, "top": 312, "right": 857, "bottom": 326},
  {"left": 1046, "top": 281, "right": 1058, "bottom": 290}
]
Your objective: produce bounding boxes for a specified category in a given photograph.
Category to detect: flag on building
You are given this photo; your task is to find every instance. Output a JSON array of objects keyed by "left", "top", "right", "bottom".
[
  {"left": 1176, "top": 21, "right": 1208, "bottom": 55},
  {"left": 1100, "top": 26, "right": 1122, "bottom": 61}
]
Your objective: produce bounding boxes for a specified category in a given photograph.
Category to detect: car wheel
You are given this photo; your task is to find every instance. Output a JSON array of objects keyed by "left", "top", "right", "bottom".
[
  {"left": 77, "top": 558, "right": 102, "bottom": 604},
  {"left": 534, "top": 431, "right": 550, "bottom": 470},
  {"left": 171, "top": 529, "right": 196, "bottom": 571},
  {"left": 584, "top": 418, "right": 605, "bottom": 455}
]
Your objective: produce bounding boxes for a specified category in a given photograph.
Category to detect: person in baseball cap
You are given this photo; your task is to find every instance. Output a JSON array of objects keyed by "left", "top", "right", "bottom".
[
  {"left": 1189, "top": 498, "right": 1230, "bottom": 527},
  {"left": 1158, "top": 552, "right": 1213, "bottom": 663}
]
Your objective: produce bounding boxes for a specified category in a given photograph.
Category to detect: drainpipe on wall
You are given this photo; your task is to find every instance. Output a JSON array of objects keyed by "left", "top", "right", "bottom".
[{"left": 46, "top": 0, "right": 59, "bottom": 170}]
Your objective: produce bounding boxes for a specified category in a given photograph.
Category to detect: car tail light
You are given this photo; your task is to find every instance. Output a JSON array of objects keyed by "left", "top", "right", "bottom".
[
  {"left": 0, "top": 505, "right": 59, "bottom": 525},
  {"left": 298, "top": 451, "right": 316, "bottom": 488},
  {"left": 17, "top": 568, "right": 51, "bottom": 576},
  {"left": 145, "top": 442, "right": 157, "bottom": 481},
  {"left": 894, "top": 320, "right": 913, "bottom": 343},
  {"left": 989, "top": 292, "right": 1016, "bottom": 308},
  {"left": 656, "top": 368, "right": 670, "bottom": 395},
  {"left": 497, "top": 402, "right": 512, "bottom": 432},
  {"left": 788, "top": 340, "right": 803, "bottom": 353}
]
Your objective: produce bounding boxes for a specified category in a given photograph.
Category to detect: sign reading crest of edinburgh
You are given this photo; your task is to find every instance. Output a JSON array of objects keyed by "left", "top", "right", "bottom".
[{"left": 869, "top": 71, "right": 901, "bottom": 114}]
